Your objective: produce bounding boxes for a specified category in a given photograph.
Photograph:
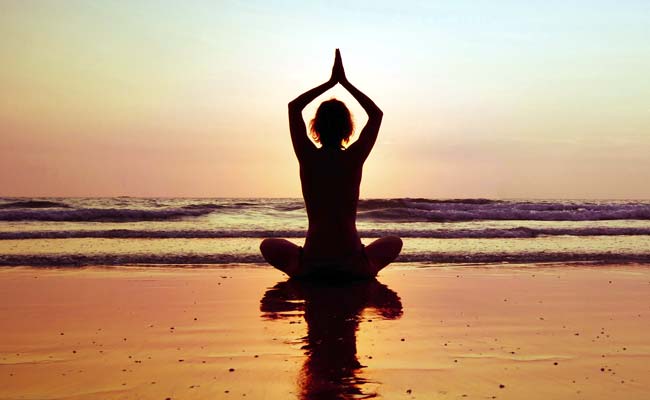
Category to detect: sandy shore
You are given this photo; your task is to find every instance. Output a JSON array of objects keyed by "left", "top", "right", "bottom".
[{"left": 1, "top": 264, "right": 649, "bottom": 399}]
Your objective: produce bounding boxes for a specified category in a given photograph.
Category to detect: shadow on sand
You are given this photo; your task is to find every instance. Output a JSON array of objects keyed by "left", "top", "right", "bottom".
[{"left": 261, "top": 279, "right": 403, "bottom": 399}]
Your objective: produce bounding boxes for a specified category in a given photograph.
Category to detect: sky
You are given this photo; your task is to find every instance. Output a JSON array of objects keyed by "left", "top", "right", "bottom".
[{"left": 1, "top": 0, "right": 649, "bottom": 199}]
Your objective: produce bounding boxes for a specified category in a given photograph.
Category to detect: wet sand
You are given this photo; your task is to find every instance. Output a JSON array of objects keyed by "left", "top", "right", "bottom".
[{"left": 0, "top": 264, "right": 649, "bottom": 399}]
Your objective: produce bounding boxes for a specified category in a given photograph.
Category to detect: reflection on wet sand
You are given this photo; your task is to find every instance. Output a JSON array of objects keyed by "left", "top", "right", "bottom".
[{"left": 261, "top": 279, "right": 403, "bottom": 399}]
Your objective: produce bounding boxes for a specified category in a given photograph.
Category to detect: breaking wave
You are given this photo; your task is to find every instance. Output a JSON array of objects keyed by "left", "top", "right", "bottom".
[
  {"left": 2, "top": 226, "right": 650, "bottom": 240},
  {"left": 0, "top": 207, "right": 215, "bottom": 222},
  {"left": 1, "top": 198, "right": 648, "bottom": 222},
  {"left": 357, "top": 199, "right": 650, "bottom": 222}
]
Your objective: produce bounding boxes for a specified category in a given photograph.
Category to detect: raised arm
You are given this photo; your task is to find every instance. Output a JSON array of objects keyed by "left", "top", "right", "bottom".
[
  {"left": 335, "top": 50, "right": 383, "bottom": 161},
  {"left": 288, "top": 77, "right": 336, "bottom": 160}
]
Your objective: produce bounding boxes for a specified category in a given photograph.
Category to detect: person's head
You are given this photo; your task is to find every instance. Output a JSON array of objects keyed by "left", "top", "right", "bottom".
[{"left": 310, "top": 99, "right": 354, "bottom": 149}]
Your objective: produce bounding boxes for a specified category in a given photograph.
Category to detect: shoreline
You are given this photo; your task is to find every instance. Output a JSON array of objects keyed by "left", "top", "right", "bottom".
[
  {"left": 1, "top": 264, "right": 649, "bottom": 399},
  {"left": 2, "top": 260, "right": 650, "bottom": 269}
]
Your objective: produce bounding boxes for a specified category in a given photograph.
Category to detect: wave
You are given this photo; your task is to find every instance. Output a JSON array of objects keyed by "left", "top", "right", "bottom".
[
  {"left": 1, "top": 252, "right": 649, "bottom": 267},
  {"left": 0, "top": 207, "right": 215, "bottom": 222},
  {"left": 357, "top": 198, "right": 500, "bottom": 211},
  {"left": 357, "top": 200, "right": 650, "bottom": 222},
  {"left": 0, "top": 200, "right": 70, "bottom": 209},
  {"left": 1, "top": 226, "right": 650, "bottom": 240},
  {"left": 180, "top": 203, "right": 225, "bottom": 210},
  {"left": 1, "top": 198, "right": 649, "bottom": 222}
]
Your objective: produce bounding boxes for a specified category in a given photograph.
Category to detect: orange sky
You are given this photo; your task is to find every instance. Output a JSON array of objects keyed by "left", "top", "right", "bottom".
[{"left": 1, "top": 1, "right": 649, "bottom": 198}]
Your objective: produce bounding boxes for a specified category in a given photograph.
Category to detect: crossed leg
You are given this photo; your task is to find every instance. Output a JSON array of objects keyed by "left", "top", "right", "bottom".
[
  {"left": 260, "top": 236, "right": 403, "bottom": 279},
  {"left": 259, "top": 238, "right": 301, "bottom": 277},
  {"left": 364, "top": 236, "right": 403, "bottom": 276}
]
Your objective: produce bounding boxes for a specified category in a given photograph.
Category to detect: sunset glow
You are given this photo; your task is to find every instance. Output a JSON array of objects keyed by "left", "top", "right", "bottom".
[{"left": 1, "top": 1, "right": 649, "bottom": 198}]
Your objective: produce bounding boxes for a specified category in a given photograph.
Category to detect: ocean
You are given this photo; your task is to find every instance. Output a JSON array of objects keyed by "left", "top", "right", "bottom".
[{"left": 1, "top": 197, "right": 650, "bottom": 267}]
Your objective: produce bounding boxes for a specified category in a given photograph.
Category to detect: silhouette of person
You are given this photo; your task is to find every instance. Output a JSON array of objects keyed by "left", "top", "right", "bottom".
[
  {"left": 260, "top": 49, "right": 403, "bottom": 279},
  {"left": 260, "top": 279, "right": 403, "bottom": 399}
]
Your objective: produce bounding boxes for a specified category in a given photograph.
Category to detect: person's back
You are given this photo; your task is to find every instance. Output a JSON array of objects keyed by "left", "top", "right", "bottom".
[
  {"left": 260, "top": 49, "right": 402, "bottom": 279},
  {"left": 301, "top": 147, "right": 362, "bottom": 259}
]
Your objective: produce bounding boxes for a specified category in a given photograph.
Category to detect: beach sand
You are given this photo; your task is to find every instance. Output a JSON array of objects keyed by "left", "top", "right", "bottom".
[{"left": 1, "top": 264, "right": 649, "bottom": 399}]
